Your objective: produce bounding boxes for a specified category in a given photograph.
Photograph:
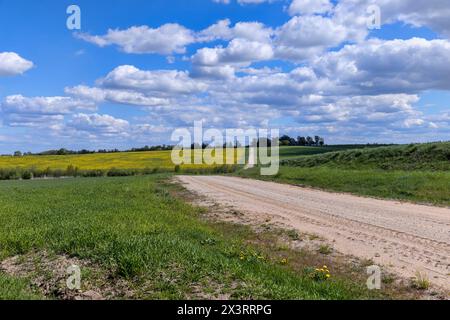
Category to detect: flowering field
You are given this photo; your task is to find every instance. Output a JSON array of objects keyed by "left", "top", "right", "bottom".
[
  {"left": 0, "top": 151, "right": 184, "bottom": 171},
  {"left": 0, "top": 146, "right": 357, "bottom": 172}
]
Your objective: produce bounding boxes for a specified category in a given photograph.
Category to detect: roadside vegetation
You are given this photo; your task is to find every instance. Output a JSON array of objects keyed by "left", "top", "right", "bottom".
[
  {"left": 239, "top": 142, "right": 450, "bottom": 206},
  {"left": 0, "top": 175, "right": 415, "bottom": 300},
  {"left": 282, "top": 142, "right": 450, "bottom": 170}
]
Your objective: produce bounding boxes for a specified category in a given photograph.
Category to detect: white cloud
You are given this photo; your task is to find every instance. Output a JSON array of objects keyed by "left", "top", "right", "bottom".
[
  {"left": 1, "top": 95, "right": 96, "bottom": 115},
  {"left": 0, "top": 95, "right": 96, "bottom": 128},
  {"left": 199, "top": 19, "right": 273, "bottom": 43},
  {"left": 315, "top": 38, "right": 450, "bottom": 94},
  {"left": 98, "top": 65, "right": 207, "bottom": 95},
  {"left": 0, "top": 52, "right": 33, "bottom": 76},
  {"left": 274, "top": 15, "right": 350, "bottom": 61},
  {"left": 65, "top": 85, "right": 169, "bottom": 107},
  {"left": 77, "top": 24, "right": 196, "bottom": 55},
  {"left": 288, "top": 0, "right": 333, "bottom": 16},
  {"left": 192, "top": 39, "right": 273, "bottom": 66},
  {"left": 68, "top": 113, "right": 130, "bottom": 137},
  {"left": 375, "top": 0, "right": 450, "bottom": 37},
  {"left": 332, "top": 0, "right": 450, "bottom": 40}
]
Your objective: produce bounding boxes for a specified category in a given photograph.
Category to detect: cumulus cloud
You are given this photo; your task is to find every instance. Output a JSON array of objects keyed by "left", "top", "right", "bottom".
[
  {"left": 332, "top": 0, "right": 450, "bottom": 39},
  {"left": 98, "top": 65, "right": 207, "bottom": 95},
  {"left": 0, "top": 95, "right": 96, "bottom": 128},
  {"left": 192, "top": 39, "right": 273, "bottom": 70},
  {"left": 288, "top": 0, "right": 333, "bottom": 16},
  {"left": 0, "top": 52, "right": 33, "bottom": 76},
  {"left": 198, "top": 19, "right": 273, "bottom": 43},
  {"left": 314, "top": 38, "right": 450, "bottom": 94},
  {"left": 371, "top": 0, "right": 450, "bottom": 37},
  {"left": 65, "top": 85, "right": 169, "bottom": 107},
  {"left": 274, "top": 15, "right": 351, "bottom": 61},
  {"left": 68, "top": 113, "right": 130, "bottom": 137},
  {"left": 77, "top": 24, "right": 196, "bottom": 55},
  {"left": 1, "top": 95, "right": 96, "bottom": 115},
  {"left": 65, "top": 34, "right": 450, "bottom": 141}
]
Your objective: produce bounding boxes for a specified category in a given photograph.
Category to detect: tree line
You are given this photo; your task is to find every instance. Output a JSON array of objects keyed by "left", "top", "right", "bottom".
[
  {"left": 279, "top": 135, "right": 325, "bottom": 147},
  {"left": 9, "top": 135, "right": 326, "bottom": 157},
  {"left": 10, "top": 145, "right": 174, "bottom": 157}
]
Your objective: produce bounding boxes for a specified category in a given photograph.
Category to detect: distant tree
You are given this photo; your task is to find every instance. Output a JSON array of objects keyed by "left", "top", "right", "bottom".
[
  {"left": 315, "top": 136, "right": 321, "bottom": 146},
  {"left": 306, "top": 136, "right": 314, "bottom": 146},
  {"left": 57, "top": 148, "right": 68, "bottom": 155},
  {"left": 279, "top": 135, "right": 292, "bottom": 145},
  {"left": 319, "top": 137, "right": 325, "bottom": 146},
  {"left": 297, "top": 136, "right": 307, "bottom": 146},
  {"left": 289, "top": 138, "right": 297, "bottom": 146},
  {"left": 13, "top": 151, "right": 22, "bottom": 157}
]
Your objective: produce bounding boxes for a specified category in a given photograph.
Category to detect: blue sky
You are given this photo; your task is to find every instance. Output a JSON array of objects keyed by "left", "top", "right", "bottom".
[{"left": 0, "top": 0, "right": 449, "bottom": 153}]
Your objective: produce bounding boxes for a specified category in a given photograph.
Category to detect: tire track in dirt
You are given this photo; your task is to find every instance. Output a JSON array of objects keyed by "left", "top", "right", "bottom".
[{"left": 177, "top": 176, "right": 450, "bottom": 290}]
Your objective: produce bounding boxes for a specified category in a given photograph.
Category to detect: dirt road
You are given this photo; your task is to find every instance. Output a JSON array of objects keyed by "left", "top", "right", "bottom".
[{"left": 178, "top": 176, "right": 450, "bottom": 289}]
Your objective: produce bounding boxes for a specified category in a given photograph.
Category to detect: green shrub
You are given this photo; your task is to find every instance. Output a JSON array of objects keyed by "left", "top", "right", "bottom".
[{"left": 21, "top": 171, "right": 32, "bottom": 180}]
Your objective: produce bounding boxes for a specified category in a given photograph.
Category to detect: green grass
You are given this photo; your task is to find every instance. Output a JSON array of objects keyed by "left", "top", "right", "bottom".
[
  {"left": 0, "top": 175, "right": 381, "bottom": 300},
  {"left": 0, "top": 273, "right": 42, "bottom": 300},
  {"left": 239, "top": 142, "right": 450, "bottom": 206},
  {"left": 279, "top": 145, "right": 383, "bottom": 160},
  {"left": 283, "top": 142, "right": 450, "bottom": 171},
  {"left": 239, "top": 167, "right": 450, "bottom": 206}
]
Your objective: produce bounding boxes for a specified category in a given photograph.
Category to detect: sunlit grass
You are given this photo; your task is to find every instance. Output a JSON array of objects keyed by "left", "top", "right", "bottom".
[{"left": 0, "top": 175, "right": 377, "bottom": 300}]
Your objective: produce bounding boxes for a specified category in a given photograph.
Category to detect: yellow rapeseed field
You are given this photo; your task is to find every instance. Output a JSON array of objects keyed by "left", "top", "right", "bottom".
[{"left": 0, "top": 149, "right": 245, "bottom": 171}]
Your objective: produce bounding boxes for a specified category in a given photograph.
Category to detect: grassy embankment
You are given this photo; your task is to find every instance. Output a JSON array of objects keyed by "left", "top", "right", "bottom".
[
  {"left": 0, "top": 175, "right": 409, "bottom": 300},
  {"left": 239, "top": 142, "right": 450, "bottom": 206}
]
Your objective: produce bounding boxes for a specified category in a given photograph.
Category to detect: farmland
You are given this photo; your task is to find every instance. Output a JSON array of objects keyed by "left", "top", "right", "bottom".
[
  {"left": 0, "top": 145, "right": 359, "bottom": 171},
  {"left": 0, "top": 150, "right": 180, "bottom": 171},
  {"left": 1, "top": 143, "right": 448, "bottom": 205}
]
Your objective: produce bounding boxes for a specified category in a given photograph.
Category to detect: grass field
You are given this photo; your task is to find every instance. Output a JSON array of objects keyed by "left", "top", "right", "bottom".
[
  {"left": 0, "top": 175, "right": 408, "bottom": 300},
  {"left": 282, "top": 142, "right": 450, "bottom": 170},
  {"left": 239, "top": 142, "right": 450, "bottom": 206},
  {"left": 278, "top": 145, "right": 385, "bottom": 160}
]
